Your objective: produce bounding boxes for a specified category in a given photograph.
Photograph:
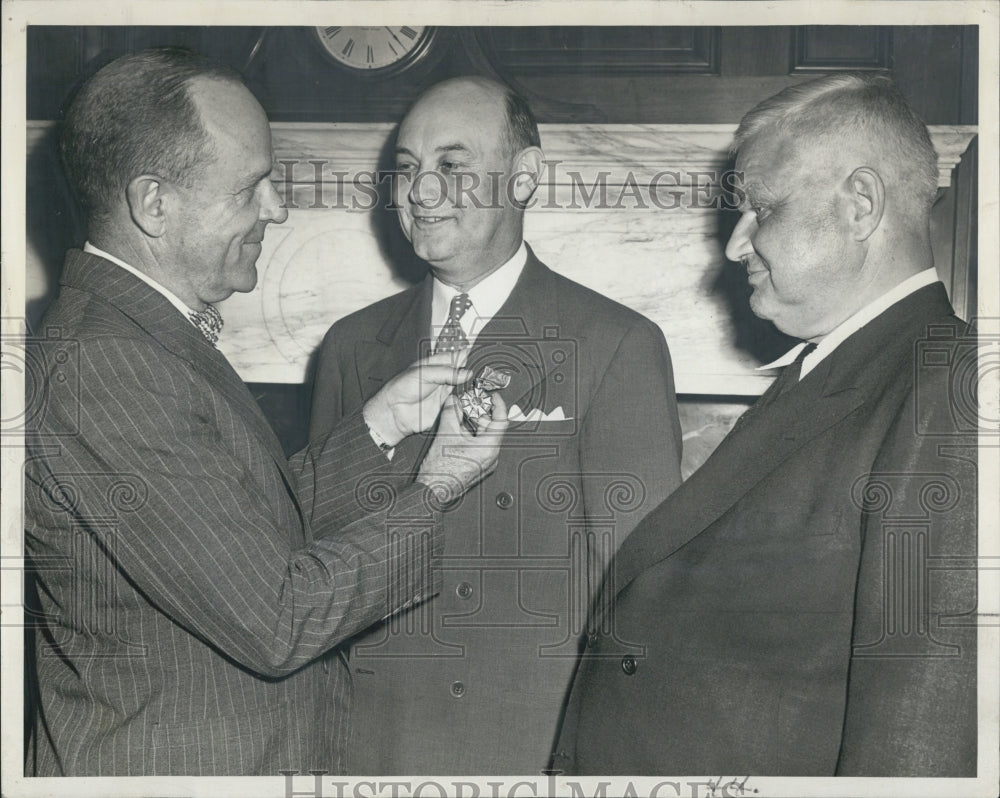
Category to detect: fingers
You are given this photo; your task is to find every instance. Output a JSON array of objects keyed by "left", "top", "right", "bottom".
[
  {"left": 435, "top": 394, "right": 467, "bottom": 435},
  {"left": 411, "top": 351, "right": 473, "bottom": 388},
  {"left": 417, "top": 363, "right": 474, "bottom": 389},
  {"left": 421, "top": 349, "right": 470, "bottom": 368},
  {"left": 488, "top": 393, "right": 508, "bottom": 424},
  {"left": 476, "top": 394, "right": 509, "bottom": 441}
]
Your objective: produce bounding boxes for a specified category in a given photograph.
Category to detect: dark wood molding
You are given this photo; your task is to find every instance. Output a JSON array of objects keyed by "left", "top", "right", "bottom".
[
  {"left": 475, "top": 26, "right": 720, "bottom": 75},
  {"left": 791, "top": 26, "right": 892, "bottom": 73}
]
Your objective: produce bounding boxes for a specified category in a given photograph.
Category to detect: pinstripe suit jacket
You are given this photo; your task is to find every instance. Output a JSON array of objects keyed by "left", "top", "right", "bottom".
[{"left": 24, "top": 250, "right": 442, "bottom": 776}]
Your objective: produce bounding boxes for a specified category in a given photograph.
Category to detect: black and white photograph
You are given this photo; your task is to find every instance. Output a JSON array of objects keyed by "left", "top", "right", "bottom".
[{"left": 2, "top": 2, "right": 997, "bottom": 797}]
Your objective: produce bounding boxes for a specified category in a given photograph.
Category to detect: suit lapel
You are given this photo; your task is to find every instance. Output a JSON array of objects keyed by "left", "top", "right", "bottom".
[
  {"left": 60, "top": 250, "right": 297, "bottom": 491},
  {"left": 609, "top": 281, "right": 957, "bottom": 601},
  {"left": 463, "top": 247, "right": 557, "bottom": 413},
  {"left": 352, "top": 248, "right": 559, "bottom": 470},
  {"left": 609, "top": 367, "right": 864, "bottom": 601},
  {"left": 351, "top": 278, "right": 434, "bottom": 469},
  {"left": 355, "top": 277, "right": 433, "bottom": 402},
  {"left": 357, "top": 248, "right": 559, "bottom": 416}
]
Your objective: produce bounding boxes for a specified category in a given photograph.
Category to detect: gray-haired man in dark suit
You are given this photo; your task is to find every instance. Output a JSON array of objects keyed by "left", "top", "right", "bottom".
[{"left": 553, "top": 72, "right": 977, "bottom": 778}]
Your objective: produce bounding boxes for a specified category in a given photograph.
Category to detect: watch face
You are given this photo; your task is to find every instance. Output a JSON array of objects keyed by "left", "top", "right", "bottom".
[{"left": 313, "top": 26, "right": 435, "bottom": 74}]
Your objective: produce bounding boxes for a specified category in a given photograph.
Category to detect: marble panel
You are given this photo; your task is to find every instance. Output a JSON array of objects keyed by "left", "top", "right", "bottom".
[{"left": 25, "top": 121, "right": 976, "bottom": 395}]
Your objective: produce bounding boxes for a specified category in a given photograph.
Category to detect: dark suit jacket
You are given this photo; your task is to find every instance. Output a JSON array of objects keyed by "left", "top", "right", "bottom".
[
  {"left": 24, "top": 250, "right": 443, "bottom": 776},
  {"left": 553, "top": 282, "right": 978, "bottom": 776},
  {"left": 309, "top": 247, "right": 683, "bottom": 774}
]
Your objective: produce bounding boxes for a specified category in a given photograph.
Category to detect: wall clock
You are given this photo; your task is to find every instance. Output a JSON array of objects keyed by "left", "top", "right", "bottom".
[{"left": 313, "top": 26, "right": 437, "bottom": 75}]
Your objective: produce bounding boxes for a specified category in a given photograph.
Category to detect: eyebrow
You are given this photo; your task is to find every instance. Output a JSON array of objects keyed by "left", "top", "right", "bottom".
[
  {"left": 394, "top": 144, "right": 474, "bottom": 159},
  {"left": 238, "top": 164, "right": 274, "bottom": 187},
  {"left": 741, "top": 182, "right": 774, "bottom": 209}
]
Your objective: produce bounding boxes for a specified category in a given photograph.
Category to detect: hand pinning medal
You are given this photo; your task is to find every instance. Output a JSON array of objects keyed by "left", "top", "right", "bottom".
[{"left": 459, "top": 366, "right": 511, "bottom": 434}]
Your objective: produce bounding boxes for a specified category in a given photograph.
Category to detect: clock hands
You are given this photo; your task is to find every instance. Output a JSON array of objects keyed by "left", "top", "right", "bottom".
[
  {"left": 314, "top": 26, "right": 428, "bottom": 72},
  {"left": 385, "top": 26, "right": 409, "bottom": 54}
]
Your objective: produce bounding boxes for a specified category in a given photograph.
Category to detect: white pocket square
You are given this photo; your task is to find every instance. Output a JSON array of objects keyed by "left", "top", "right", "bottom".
[{"left": 508, "top": 404, "right": 572, "bottom": 422}]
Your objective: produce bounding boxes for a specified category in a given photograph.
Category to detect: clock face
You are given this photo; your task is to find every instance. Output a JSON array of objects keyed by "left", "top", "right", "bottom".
[{"left": 314, "top": 26, "right": 435, "bottom": 74}]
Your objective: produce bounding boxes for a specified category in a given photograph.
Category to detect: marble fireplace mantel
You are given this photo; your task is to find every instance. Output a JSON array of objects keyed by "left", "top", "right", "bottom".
[{"left": 26, "top": 121, "right": 977, "bottom": 394}]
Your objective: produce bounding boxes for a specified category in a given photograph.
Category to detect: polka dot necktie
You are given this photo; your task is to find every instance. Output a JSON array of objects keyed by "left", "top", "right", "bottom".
[
  {"left": 188, "top": 304, "right": 223, "bottom": 346},
  {"left": 435, "top": 293, "right": 473, "bottom": 354}
]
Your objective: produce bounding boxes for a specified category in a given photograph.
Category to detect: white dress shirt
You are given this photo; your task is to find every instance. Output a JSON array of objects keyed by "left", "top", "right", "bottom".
[
  {"left": 430, "top": 241, "right": 527, "bottom": 347},
  {"left": 83, "top": 241, "right": 201, "bottom": 325},
  {"left": 758, "top": 269, "right": 942, "bottom": 380}
]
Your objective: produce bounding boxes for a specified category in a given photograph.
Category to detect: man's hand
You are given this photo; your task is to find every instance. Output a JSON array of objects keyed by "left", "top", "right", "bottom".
[
  {"left": 417, "top": 393, "right": 508, "bottom": 504},
  {"left": 362, "top": 351, "right": 472, "bottom": 448}
]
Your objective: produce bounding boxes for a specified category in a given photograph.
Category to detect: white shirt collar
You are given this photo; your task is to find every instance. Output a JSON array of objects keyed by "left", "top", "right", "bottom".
[
  {"left": 83, "top": 241, "right": 200, "bottom": 322},
  {"left": 757, "top": 269, "right": 941, "bottom": 379},
  {"left": 431, "top": 241, "right": 528, "bottom": 344}
]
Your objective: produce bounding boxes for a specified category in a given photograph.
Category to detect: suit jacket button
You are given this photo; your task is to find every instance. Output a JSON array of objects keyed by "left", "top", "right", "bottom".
[
  {"left": 450, "top": 681, "right": 466, "bottom": 698},
  {"left": 621, "top": 655, "right": 637, "bottom": 676},
  {"left": 587, "top": 631, "right": 599, "bottom": 647},
  {"left": 456, "top": 581, "right": 473, "bottom": 599},
  {"left": 495, "top": 491, "right": 514, "bottom": 509}
]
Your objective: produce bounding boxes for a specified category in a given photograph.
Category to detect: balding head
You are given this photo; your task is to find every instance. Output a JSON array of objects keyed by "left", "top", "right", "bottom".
[
  {"left": 409, "top": 76, "right": 541, "bottom": 161},
  {"left": 393, "top": 76, "right": 544, "bottom": 288},
  {"left": 60, "top": 47, "right": 244, "bottom": 229}
]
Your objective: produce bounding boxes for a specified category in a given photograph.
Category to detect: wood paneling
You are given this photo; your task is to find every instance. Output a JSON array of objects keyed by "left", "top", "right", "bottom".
[
  {"left": 791, "top": 26, "right": 891, "bottom": 73},
  {"left": 27, "top": 26, "right": 977, "bottom": 125},
  {"left": 478, "top": 27, "right": 719, "bottom": 74}
]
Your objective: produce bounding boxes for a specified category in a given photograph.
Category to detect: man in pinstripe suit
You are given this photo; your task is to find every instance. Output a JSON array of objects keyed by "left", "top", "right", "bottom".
[{"left": 23, "top": 48, "right": 506, "bottom": 777}]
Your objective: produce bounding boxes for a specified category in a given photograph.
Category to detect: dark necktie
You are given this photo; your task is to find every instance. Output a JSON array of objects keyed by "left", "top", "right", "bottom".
[
  {"left": 189, "top": 304, "right": 223, "bottom": 345},
  {"left": 788, "top": 342, "right": 818, "bottom": 382},
  {"left": 767, "top": 342, "right": 820, "bottom": 404},
  {"left": 732, "top": 342, "right": 818, "bottom": 432},
  {"left": 435, "top": 293, "right": 473, "bottom": 353}
]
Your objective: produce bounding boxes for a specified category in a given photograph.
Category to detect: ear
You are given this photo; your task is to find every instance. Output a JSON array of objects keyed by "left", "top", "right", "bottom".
[
  {"left": 845, "top": 167, "right": 884, "bottom": 242},
  {"left": 126, "top": 175, "right": 168, "bottom": 237},
  {"left": 510, "top": 147, "right": 544, "bottom": 206}
]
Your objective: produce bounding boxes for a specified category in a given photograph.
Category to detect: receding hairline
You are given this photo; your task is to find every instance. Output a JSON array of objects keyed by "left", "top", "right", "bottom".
[
  {"left": 413, "top": 75, "right": 509, "bottom": 108},
  {"left": 60, "top": 48, "right": 254, "bottom": 220},
  {"left": 185, "top": 75, "right": 268, "bottom": 146},
  {"left": 401, "top": 76, "right": 539, "bottom": 158}
]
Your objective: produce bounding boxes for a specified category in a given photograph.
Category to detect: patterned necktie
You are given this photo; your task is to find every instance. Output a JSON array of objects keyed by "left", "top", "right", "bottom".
[
  {"left": 188, "top": 304, "right": 223, "bottom": 345},
  {"left": 435, "top": 293, "right": 473, "bottom": 353}
]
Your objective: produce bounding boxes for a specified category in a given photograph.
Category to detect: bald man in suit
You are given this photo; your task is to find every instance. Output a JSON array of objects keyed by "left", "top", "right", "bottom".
[{"left": 309, "top": 77, "right": 682, "bottom": 773}]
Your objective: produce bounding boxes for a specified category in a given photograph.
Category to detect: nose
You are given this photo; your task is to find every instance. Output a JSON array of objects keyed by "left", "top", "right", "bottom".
[
  {"left": 725, "top": 211, "right": 757, "bottom": 262},
  {"left": 260, "top": 179, "right": 288, "bottom": 225},
  {"left": 407, "top": 169, "right": 445, "bottom": 208}
]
